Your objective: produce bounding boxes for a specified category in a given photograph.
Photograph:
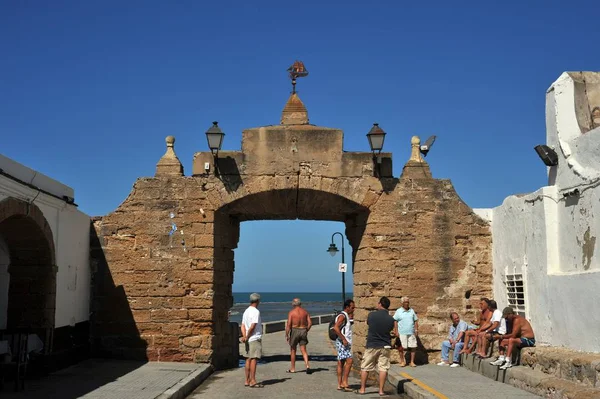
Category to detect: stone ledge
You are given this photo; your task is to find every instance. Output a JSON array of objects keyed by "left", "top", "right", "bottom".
[
  {"left": 461, "top": 353, "right": 600, "bottom": 399},
  {"left": 521, "top": 347, "right": 600, "bottom": 388}
]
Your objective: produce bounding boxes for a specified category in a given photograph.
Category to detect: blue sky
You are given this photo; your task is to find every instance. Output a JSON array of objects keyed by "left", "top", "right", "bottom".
[{"left": 1, "top": 1, "right": 598, "bottom": 292}]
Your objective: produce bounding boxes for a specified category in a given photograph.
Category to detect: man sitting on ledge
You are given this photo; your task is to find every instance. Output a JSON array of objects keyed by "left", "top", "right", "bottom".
[
  {"left": 490, "top": 307, "right": 535, "bottom": 370},
  {"left": 437, "top": 312, "right": 468, "bottom": 367}
]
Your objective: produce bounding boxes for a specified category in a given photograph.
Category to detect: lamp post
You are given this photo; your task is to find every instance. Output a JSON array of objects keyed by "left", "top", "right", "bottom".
[
  {"left": 366, "top": 123, "right": 386, "bottom": 177},
  {"left": 206, "top": 121, "right": 225, "bottom": 172},
  {"left": 327, "top": 232, "right": 346, "bottom": 303}
]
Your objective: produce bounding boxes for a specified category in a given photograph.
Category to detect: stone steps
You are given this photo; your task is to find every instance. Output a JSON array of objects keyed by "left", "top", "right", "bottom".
[{"left": 461, "top": 353, "right": 600, "bottom": 398}]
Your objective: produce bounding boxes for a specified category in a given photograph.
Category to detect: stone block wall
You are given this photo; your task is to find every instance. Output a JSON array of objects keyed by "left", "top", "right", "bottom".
[{"left": 91, "top": 158, "right": 491, "bottom": 367}]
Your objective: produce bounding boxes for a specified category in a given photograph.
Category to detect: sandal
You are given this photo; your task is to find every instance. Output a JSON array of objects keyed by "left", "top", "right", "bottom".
[{"left": 248, "top": 383, "right": 264, "bottom": 388}]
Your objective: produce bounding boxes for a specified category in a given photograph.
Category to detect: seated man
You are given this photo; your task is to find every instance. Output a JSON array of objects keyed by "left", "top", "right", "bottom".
[
  {"left": 490, "top": 307, "right": 535, "bottom": 369},
  {"left": 474, "top": 300, "right": 502, "bottom": 358},
  {"left": 460, "top": 298, "right": 491, "bottom": 354},
  {"left": 486, "top": 314, "right": 510, "bottom": 356},
  {"left": 437, "top": 312, "right": 468, "bottom": 367}
]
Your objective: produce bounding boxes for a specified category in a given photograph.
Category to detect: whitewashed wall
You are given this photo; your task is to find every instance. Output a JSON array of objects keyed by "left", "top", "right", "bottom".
[
  {"left": 486, "top": 72, "right": 600, "bottom": 353},
  {"left": 0, "top": 155, "right": 90, "bottom": 329}
]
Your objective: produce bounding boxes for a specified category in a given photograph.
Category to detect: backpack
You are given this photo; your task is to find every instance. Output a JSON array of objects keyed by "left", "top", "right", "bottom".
[{"left": 328, "top": 312, "right": 347, "bottom": 341}]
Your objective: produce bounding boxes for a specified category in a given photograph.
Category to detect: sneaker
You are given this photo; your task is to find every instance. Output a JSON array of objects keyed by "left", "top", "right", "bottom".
[
  {"left": 499, "top": 361, "right": 513, "bottom": 370},
  {"left": 437, "top": 361, "right": 449, "bottom": 366},
  {"left": 490, "top": 358, "right": 505, "bottom": 366},
  {"left": 450, "top": 363, "right": 460, "bottom": 368}
]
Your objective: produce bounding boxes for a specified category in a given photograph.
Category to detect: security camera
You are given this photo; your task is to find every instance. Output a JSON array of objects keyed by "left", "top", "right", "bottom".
[{"left": 534, "top": 145, "right": 558, "bottom": 167}]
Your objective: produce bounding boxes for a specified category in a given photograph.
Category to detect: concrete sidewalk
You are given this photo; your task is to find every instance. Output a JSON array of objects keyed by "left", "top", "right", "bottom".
[{"left": 0, "top": 358, "right": 211, "bottom": 399}]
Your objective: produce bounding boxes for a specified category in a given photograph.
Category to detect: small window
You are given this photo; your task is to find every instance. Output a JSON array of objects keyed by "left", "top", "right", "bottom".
[{"left": 505, "top": 274, "right": 526, "bottom": 317}]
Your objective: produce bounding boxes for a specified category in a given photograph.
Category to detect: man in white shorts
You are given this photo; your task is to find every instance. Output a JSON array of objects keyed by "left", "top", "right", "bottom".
[{"left": 393, "top": 297, "right": 419, "bottom": 367}]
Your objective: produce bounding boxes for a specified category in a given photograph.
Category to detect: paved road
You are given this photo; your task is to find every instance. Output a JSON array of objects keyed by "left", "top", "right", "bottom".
[{"left": 187, "top": 324, "right": 397, "bottom": 398}]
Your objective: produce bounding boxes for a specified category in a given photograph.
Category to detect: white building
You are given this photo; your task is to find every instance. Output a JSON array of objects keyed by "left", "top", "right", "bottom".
[
  {"left": 0, "top": 154, "right": 90, "bottom": 360},
  {"left": 483, "top": 72, "right": 600, "bottom": 353}
]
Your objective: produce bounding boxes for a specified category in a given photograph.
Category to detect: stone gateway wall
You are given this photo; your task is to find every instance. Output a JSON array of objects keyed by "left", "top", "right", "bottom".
[{"left": 91, "top": 95, "right": 492, "bottom": 368}]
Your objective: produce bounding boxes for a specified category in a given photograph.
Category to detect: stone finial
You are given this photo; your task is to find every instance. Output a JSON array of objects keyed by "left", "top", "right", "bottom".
[
  {"left": 155, "top": 136, "right": 184, "bottom": 177},
  {"left": 409, "top": 136, "right": 423, "bottom": 162},
  {"left": 401, "top": 135, "right": 432, "bottom": 179},
  {"left": 281, "top": 93, "right": 309, "bottom": 125}
]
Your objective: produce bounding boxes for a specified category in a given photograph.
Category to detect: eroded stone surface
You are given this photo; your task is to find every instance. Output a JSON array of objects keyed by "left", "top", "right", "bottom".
[{"left": 91, "top": 112, "right": 492, "bottom": 368}]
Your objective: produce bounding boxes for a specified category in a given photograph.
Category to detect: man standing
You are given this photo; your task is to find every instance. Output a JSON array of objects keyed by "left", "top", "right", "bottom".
[
  {"left": 285, "top": 298, "right": 313, "bottom": 374},
  {"left": 241, "top": 293, "right": 263, "bottom": 388},
  {"left": 437, "top": 312, "right": 468, "bottom": 367},
  {"left": 356, "top": 297, "right": 396, "bottom": 396},
  {"left": 332, "top": 299, "right": 355, "bottom": 392},
  {"left": 491, "top": 307, "right": 536, "bottom": 370},
  {"left": 393, "top": 297, "right": 419, "bottom": 367}
]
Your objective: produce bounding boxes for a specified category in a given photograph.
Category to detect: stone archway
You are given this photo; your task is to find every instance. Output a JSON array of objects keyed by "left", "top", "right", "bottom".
[
  {"left": 210, "top": 188, "right": 370, "bottom": 365},
  {"left": 0, "top": 197, "right": 57, "bottom": 347},
  {"left": 93, "top": 87, "right": 492, "bottom": 368}
]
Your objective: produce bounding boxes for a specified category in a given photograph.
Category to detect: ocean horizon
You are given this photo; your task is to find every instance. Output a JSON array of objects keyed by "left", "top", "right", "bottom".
[{"left": 230, "top": 292, "right": 353, "bottom": 323}]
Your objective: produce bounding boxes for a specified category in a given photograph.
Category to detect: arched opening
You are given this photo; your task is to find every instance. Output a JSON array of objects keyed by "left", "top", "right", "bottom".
[
  {"left": 211, "top": 188, "right": 369, "bottom": 368},
  {"left": 0, "top": 198, "right": 57, "bottom": 353}
]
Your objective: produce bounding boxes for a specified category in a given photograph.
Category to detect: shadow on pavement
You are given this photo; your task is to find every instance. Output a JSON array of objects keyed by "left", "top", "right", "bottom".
[
  {"left": 0, "top": 359, "right": 145, "bottom": 399},
  {"left": 306, "top": 367, "right": 329, "bottom": 374},
  {"left": 261, "top": 377, "right": 291, "bottom": 386}
]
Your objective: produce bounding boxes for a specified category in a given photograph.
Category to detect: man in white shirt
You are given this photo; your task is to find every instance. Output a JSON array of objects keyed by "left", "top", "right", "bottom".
[
  {"left": 241, "top": 293, "right": 263, "bottom": 388},
  {"left": 474, "top": 300, "right": 502, "bottom": 358}
]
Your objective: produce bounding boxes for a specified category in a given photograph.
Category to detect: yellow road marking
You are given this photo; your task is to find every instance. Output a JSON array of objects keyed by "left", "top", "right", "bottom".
[
  {"left": 325, "top": 329, "right": 448, "bottom": 397},
  {"left": 399, "top": 371, "right": 449, "bottom": 399}
]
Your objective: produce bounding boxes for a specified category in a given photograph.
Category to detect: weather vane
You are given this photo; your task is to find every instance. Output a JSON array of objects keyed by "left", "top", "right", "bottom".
[{"left": 287, "top": 60, "right": 309, "bottom": 94}]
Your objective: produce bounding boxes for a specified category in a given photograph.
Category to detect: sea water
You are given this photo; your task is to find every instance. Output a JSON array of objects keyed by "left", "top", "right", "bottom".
[{"left": 229, "top": 292, "right": 352, "bottom": 323}]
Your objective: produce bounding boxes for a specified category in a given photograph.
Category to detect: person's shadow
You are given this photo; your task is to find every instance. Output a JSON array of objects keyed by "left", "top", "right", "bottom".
[
  {"left": 306, "top": 367, "right": 329, "bottom": 374},
  {"left": 261, "top": 378, "right": 291, "bottom": 386}
]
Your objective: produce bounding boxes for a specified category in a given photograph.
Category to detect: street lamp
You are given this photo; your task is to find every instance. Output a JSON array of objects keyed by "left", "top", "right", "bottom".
[
  {"left": 367, "top": 123, "right": 386, "bottom": 176},
  {"left": 327, "top": 232, "right": 347, "bottom": 303},
  {"left": 206, "top": 121, "right": 225, "bottom": 158}
]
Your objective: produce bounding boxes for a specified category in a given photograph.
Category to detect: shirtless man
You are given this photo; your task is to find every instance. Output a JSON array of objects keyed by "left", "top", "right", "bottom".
[
  {"left": 285, "top": 298, "right": 313, "bottom": 374},
  {"left": 474, "top": 299, "right": 502, "bottom": 358},
  {"left": 491, "top": 307, "right": 535, "bottom": 370},
  {"left": 460, "top": 298, "right": 492, "bottom": 354}
]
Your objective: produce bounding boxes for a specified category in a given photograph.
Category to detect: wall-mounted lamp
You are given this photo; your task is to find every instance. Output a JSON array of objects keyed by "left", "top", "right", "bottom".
[
  {"left": 206, "top": 121, "right": 225, "bottom": 174},
  {"left": 367, "top": 123, "right": 386, "bottom": 176},
  {"left": 206, "top": 121, "right": 225, "bottom": 158},
  {"left": 534, "top": 145, "right": 558, "bottom": 167}
]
